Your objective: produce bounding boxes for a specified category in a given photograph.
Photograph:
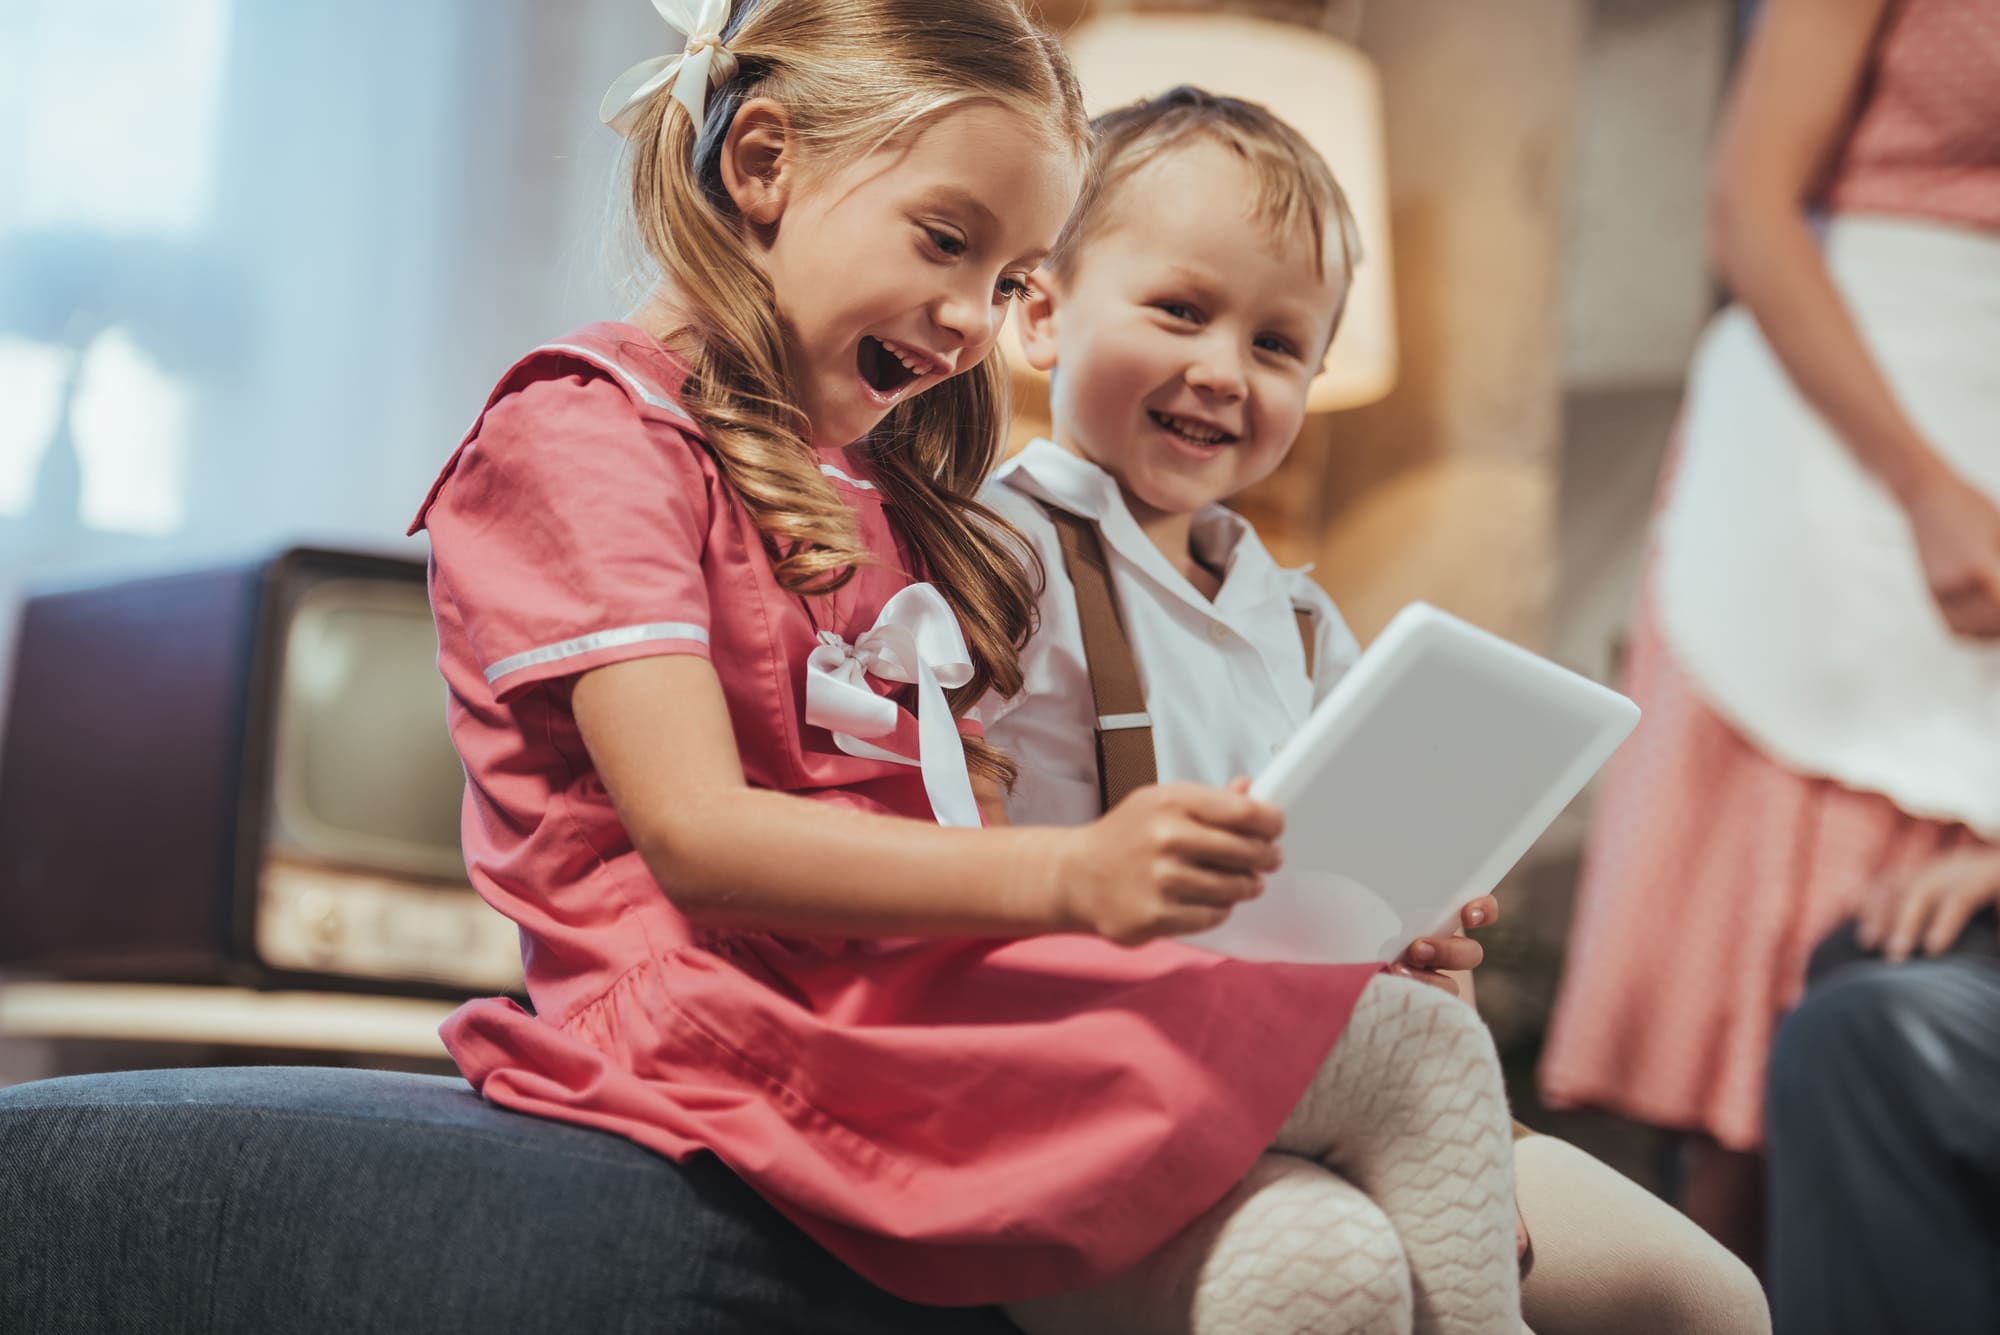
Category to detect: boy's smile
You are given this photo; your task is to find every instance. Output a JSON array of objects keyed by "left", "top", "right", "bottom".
[{"left": 1020, "top": 138, "right": 1349, "bottom": 563}]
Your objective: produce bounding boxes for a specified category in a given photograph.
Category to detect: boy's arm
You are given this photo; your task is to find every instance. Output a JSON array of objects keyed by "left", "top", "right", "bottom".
[{"left": 973, "top": 772, "right": 1012, "bottom": 827}]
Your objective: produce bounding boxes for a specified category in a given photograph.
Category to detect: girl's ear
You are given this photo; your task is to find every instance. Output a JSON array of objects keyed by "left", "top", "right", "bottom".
[
  {"left": 1016, "top": 268, "right": 1063, "bottom": 373},
  {"left": 719, "top": 97, "right": 795, "bottom": 230}
]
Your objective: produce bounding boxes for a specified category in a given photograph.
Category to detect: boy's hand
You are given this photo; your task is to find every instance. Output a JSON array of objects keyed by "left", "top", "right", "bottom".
[
  {"left": 1056, "top": 779, "right": 1281, "bottom": 946},
  {"left": 1392, "top": 895, "right": 1499, "bottom": 995}
]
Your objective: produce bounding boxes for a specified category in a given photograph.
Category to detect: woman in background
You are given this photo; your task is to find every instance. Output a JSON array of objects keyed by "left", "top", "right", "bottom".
[{"left": 1539, "top": 0, "right": 2000, "bottom": 1267}]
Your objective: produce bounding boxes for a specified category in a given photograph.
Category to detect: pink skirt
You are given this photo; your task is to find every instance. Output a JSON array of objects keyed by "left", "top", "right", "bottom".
[
  {"left": 445, "top": 931, "right": 1376, "bottom": 1306},
  {"left": 1537, "top": 583, "right": 1983, "bottom": 1152}
]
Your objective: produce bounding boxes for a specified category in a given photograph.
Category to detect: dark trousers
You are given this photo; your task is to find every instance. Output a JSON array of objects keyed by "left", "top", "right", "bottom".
[
  {"left": 0, "top": 1065, "right": 1019, "bottom": 1335},
  {"left": 1766, "top": 950, "right": 2000, "bottom": 1335}
]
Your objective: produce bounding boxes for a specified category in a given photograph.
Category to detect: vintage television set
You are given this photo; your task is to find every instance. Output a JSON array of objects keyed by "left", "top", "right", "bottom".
[{"left": 0, "top": 547, "right": 522, "bottom": 996}]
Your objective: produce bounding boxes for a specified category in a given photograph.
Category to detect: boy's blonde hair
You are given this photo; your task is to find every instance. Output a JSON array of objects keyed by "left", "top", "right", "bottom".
[
  {"left": 1050, "top": 86, "right": 1363, "bottom": 327},
  {"left": 618, "top": 0, "right": 1090, "bottom": 786}
]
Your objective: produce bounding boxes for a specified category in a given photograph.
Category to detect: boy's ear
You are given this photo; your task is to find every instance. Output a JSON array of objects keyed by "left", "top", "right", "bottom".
[
  {"left": 719, "top": 98, "right": 794, "bottom": 231},
  {"left": 1016, "top": 268, "right": 1063, "bottom": 373}
]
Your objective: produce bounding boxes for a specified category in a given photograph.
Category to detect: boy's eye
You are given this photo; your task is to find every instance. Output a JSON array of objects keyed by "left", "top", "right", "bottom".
[
  {"left": 1255, "top": 334, "right": 1301, "bottom": 358},
  {"left": 1156, "top": 301, "right": 1201, "bottom": 323},
  {"left": 924, "top": 227, "right": 967, "bottom": 258}
]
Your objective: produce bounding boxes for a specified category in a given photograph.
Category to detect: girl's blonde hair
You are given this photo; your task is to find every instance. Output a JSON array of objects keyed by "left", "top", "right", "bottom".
[{"left": 621, "top": 0, "right": 1088, "bottom": 787}]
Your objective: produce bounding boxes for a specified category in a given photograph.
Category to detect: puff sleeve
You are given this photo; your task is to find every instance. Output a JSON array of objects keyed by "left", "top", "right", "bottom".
[{"left": 416, "top": 362, "right": 718, "bottom": 701}]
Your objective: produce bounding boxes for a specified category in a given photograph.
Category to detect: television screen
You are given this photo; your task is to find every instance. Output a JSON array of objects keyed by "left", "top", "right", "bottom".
[{"left": 268, "top": 579, "right": 467, "bottom": 882}]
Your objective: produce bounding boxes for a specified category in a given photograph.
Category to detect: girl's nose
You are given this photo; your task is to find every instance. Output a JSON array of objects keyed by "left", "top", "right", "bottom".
[{"left": 932, "top": 285, "right": 1001, "bottom": 353}]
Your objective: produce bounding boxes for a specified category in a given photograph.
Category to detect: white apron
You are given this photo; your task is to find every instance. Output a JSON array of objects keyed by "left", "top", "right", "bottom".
[{"left": 1655, "top": 214, "right": 2000, "bottom": 834}]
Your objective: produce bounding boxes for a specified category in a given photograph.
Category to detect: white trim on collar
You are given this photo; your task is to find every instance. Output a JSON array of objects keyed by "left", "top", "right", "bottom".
[
  {"left": 538, "top": 342, "right": 695, "bottom": 424},
  {"left": 819, "top": 462, "right": 877, "bottom": 491}
]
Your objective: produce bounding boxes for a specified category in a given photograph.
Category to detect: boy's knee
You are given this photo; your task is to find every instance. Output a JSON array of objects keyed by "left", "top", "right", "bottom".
[
  {"left": 1515, "top": 1135, "right": 1772, "bottom": 1335},
  {"left": 1520, "top": 1216, "right": 1770, "bottom": 1335},
  {"left": 1618, "top": 1247, "right": 1770, "bottom": 1335}
]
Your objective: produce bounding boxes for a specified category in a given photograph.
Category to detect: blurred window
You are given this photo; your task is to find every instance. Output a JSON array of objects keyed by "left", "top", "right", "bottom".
[{"left": 0, "top": 0, "right": 230, "bottom": 539}]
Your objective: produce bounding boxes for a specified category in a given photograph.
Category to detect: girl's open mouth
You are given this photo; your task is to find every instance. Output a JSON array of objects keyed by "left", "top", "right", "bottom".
[{"left": 858, "top": 336, "right": 929, "bottom": 400}]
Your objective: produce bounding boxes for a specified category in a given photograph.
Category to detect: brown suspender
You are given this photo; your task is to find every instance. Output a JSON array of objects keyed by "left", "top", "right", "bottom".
[
  {"left": 1044, "top": 506, "right": 1159, "bottom": 814},
  {"left": 1041, "top": 503, "right": 1317, "bottom": 813}
]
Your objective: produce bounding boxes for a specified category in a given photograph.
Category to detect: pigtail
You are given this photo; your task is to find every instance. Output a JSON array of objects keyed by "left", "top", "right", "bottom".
[{"left": 629, "top": 83, "right": 863, "bottom": 595}]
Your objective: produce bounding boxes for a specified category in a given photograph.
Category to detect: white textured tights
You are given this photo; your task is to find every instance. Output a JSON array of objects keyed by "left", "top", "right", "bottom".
[{"left": 1007, "top": 975, "right": 1521, "bottom": 1335}]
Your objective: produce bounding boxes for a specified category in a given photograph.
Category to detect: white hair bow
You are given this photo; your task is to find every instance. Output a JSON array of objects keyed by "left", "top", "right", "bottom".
[
  {"left": 599, "top": 0, "right": 741, "bottom": 138},
  {"left": 805, "top": 583, "right": 983, "bottom": 829}
]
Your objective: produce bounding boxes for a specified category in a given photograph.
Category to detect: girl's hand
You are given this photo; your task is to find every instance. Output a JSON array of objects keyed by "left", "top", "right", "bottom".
[
  {"left": 1856, "top": 847, "right": 2000, "bottom": 962},
  {"left": 1393, "top": 895, "right": 1498, "bottom": 995},
  {"left": 1055, "top": 779, "right": 1281, "bottom": 946},
  {"left": 1903, "top": 468, "right": 2000, "bottom": 639}
]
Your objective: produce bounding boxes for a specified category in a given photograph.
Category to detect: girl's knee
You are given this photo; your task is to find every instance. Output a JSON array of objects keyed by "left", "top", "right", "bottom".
[
  {"left": 1206, "top": 1156, "right": 1416, "bottom": 1335},
  {"left": 1183, "top": 1225, "right": 1411, "bottom": 1335},
  {"left": 1360, "top": 973, "right": 1506, "bottom": 1078}
]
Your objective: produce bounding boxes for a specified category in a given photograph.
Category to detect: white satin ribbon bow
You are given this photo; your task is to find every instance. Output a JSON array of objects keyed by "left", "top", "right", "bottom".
[
  {"left": 599, "top": 0, "right": 741, "bottom": 138},
  {"left": 805, "top": 583, "right": 981, "bottom": 829}
]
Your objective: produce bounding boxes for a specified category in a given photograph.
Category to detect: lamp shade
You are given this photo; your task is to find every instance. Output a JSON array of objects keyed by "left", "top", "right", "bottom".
[{"left": 1015, "top": 13, "right": 1398, "bottom": 413}]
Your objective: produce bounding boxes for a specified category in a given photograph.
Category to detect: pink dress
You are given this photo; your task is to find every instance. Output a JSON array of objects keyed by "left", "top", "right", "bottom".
[
  {"left": 410, "top": 323, "right": 1375, "bottom": 1305},
  {"left": 1539, "top": 0, "right": 2000, "bottom": 1152}
]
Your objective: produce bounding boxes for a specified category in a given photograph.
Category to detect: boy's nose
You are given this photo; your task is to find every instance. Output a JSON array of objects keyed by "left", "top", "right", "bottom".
[{"left": 1185, "top": 351, "right": 1248, "bottom": 401}]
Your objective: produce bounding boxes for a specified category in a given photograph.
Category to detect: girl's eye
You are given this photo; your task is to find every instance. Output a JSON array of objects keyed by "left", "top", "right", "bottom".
[
  {"left": 925, "top": 227, "right": 967, "bottom": 258},
  {"left": 996, "top": 275, "right": 1031, "bottom": 304},
  {"left": 1256, "top": 334, "right": 1301, "bottom": 358}
]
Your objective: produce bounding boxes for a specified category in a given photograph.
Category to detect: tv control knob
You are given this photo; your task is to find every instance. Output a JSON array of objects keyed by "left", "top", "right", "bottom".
[{"left": 294, "top": 886, "right": 345, "bottom": 956}]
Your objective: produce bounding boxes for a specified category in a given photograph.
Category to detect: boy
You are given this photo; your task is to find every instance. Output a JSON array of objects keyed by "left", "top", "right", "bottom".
[
  {"left": 983, "top": 87, "right": 1370, "bottom": 843},
  {"left": 981, "top": 87, "right": 1770, "bottom": 1335}
]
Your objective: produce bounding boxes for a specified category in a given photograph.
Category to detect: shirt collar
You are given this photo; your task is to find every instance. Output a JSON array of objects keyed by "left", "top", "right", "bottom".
[{"left": 997, "top": 438, "right": 1298, "bottom": 617}]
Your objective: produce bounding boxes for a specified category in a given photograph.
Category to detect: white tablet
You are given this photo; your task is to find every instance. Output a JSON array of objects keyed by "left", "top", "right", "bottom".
[{"left": 1180, "top": 602, "right": 1640, "bottom": 966}]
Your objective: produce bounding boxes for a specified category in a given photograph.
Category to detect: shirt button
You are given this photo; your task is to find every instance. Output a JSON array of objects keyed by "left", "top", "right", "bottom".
[
  {"left": 1270, "top": 742, "right": 1284, "bottom": 756},
  {"left": 1208, "top": 623, "right": 1230, "bottom": 643}
]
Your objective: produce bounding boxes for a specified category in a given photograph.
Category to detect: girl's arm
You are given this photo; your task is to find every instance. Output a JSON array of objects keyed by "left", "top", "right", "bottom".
[
  {"left": 571, "top": 654, "right": 1280, "bottom": 943},
  {"left": 1709, "top": 0, "right": 2000, "bottom": 636}
]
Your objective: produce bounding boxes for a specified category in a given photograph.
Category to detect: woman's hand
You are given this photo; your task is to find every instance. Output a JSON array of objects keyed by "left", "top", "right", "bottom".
[
  {"left": 1902, "top": 468, "right": 2000, "bottom": 639},
  {"left": 1394, "top": 896, "right": 1498, "bottom": 995},
  {"left": 1054, "top": 779, "right": 1281, "bottom": 946},
  {"left": 1856, "top": 846, "right": 2000, "bottom": 961}
]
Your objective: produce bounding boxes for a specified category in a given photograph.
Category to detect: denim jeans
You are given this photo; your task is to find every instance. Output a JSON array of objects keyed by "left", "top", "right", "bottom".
[
  {"left": 0, "top": 1065, "right": 1020, "bottom": 1334},
  {"left": 1767, "top": 948, "right": 2000, "bottom": 1335}
]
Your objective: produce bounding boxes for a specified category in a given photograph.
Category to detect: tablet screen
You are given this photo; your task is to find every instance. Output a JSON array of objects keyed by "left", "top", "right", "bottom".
[{"left": 1180, "top": 603, "right": 1639, "bottom": 965}]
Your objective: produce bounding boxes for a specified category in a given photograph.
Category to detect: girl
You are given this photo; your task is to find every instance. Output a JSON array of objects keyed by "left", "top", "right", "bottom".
[{"left": 413, "top": 1, "right": 1522, "bottom": 1330}]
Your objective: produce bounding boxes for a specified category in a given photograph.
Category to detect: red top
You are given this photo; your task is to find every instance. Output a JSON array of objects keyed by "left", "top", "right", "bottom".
[
  {"left": 1824, "top": 0, "right": 2000, "bottom": 234},
  {"left": 411, "top": 323, "right": 1374, "bottom": 1306}
]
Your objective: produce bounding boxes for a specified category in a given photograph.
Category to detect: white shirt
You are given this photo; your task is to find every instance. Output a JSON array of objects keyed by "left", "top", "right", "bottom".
[{"left": 980, "top": 439, "right": 1361, "bottom": 827}]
